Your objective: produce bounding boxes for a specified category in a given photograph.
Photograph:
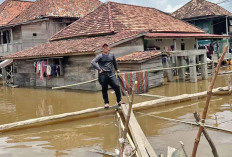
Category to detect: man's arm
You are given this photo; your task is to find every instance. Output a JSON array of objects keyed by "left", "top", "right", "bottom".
[
  {"left": 112, "top": 55, "right": 118, "bottom": 71},
  {"left": 91, "top": 54, "right": 102, "bottom": 71}
]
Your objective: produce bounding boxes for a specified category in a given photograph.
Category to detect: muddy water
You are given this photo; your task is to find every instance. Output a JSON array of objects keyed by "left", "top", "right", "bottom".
[{"left": 0, "top": 71, "right": 232, "bottom": 156}]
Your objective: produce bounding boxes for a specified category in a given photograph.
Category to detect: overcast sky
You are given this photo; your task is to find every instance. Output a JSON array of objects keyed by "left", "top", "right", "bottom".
[{"left": 0, "top": 0, "right": 231, "bottom": 13}]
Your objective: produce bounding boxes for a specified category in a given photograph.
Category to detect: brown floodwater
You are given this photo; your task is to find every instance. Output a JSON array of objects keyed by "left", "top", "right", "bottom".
[{"left": 0, "top": 67, "right": 232, "bottom": 157}]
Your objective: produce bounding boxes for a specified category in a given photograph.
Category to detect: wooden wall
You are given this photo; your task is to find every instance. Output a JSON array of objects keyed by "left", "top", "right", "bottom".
[
  {"left": 21, "top": 19, "right": 68, "bottom": 50},
  {"left": 12, "top": 26, "right": 22, "bottom": 43},
  {"left": 13, "top": 55, "right": 98, "bottom": 91},
  {"left": 118, "top": 56, "right": 164, "bottom": 88},
  {"left": 141, "top": 56, "right": 164, "bottom": 88},
  {"left": 13, "top": 60, "right": 36, "bottom": 86},
  {"left": 110, "top": 38, "right": 144, "bottom": 58}
]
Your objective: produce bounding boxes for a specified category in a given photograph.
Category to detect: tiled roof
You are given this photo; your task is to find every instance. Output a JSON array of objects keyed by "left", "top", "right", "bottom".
[
  {"left": 8, "top": 0, "right": 102, "bottom": 26},
  {"left": 172, "top": 0, "right": 232, "bottom": 19},
  {"left": 117, "top": 51, "right": 162, "bottom": 63},
  {"left": 0, "top": 0, "right": 33, "bottom": 26},
  {"left": 3, "top": 31, "right": 143, "bottom": 59},
  {"left": 146, "top": 33, "right": 230, "bottom": 39},
  {"left": 50, "top": 1, "right": 204, "bottom": 41}
]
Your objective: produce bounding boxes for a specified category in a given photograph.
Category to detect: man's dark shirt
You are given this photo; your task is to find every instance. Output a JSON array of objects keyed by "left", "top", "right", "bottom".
[{"left": 91, "top": 53, "right": 118, "bottom": 76}]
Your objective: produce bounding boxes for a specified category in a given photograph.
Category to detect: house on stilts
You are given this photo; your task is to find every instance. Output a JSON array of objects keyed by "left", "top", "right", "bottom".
[{"left": 172, "top": 0, "right": 232, "bottom": 59}]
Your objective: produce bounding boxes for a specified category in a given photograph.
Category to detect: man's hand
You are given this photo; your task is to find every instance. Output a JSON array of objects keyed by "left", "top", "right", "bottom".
[
  {"left": 99, "top": 69, "right": 103, "bottom": 74},
  {"left": 116, "top": 69, "right": 120, "bottom": 73}
]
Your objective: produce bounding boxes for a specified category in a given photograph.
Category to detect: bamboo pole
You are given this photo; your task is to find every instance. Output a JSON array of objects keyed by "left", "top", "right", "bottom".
[
  {"left": 116, "top": 112, "right": 139, "bottom": 157},
  {"left": 193, "top": 112, "right": 219, "bottom": 157},
  {"left": 191, "top": 45, "right": 228, "bottom": 157},
  {"left": 136, "top": 112, "right": 232, "bottom": 134},
  {"left": 52, "top": 78, "right": 98, "bottom": 90},
  {"left": 120, "top": 81, "right": 137, "bottom": 157},
  {"left": 117, "top": 114, "right": 123, "bottom": 156},
  {"left": 52, "top": 63, "right": 207, "bottom": 90},
  {"left": 180, "top": 141, "right": 188, "bottom": 157}
]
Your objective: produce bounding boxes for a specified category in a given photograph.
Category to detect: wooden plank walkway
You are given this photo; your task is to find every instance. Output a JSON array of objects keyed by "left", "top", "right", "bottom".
[{"left": 121, "top": 104, "right": 158, "bottom": 157}]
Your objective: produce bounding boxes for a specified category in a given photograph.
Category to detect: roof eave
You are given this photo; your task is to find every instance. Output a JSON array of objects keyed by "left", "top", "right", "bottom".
[
  {"left": 0, "top": 18, "right": 50, "bottom": 29},
  {"left": 3, "top": 51, "right": 95, "bottom": 60}
]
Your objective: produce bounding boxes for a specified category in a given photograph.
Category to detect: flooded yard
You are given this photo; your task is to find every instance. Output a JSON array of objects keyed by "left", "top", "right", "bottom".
[{"left": 0, "top": 71, "right": 232, "bottom": 156}]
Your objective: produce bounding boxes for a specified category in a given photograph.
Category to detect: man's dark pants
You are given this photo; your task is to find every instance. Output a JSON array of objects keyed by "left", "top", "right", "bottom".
[{"left": 98, "top": 72, "right": 121, "bottom": 104}]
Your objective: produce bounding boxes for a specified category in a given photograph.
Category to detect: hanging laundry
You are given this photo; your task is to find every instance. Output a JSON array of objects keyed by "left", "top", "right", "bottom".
[
  {"left": 56, "top": 65, "right": 60, "bottom": 77},
  {"left": 118, "top": 71, "right": 149, "bottom": 96},
  {"left": 34, "top": 61, "right": 37, "bottom": 72},
  {"left": 47, "top": 65, "right": 52, "bottom": 76},
  {"left": 36, "top": 62, "right": 40, "bottom": 74},
  {"left": 40, "top": 61, "right": 47, "bottom": 80},
  {"left": 47, "top": 65, "right": 52, "bottom": 80},
  {"left": 51, "top": 64, "right": 56, "bottom": 76}
]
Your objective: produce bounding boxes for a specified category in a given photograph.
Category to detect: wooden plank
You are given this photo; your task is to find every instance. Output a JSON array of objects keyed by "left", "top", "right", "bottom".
[
  {"left": 116, "top": 112, "right": 139, "bottom": 157},
  {"left": 121, "top": 104, "right": 158, "bottom": 157}
]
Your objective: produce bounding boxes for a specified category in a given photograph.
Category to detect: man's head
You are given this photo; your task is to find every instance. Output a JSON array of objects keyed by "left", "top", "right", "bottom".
[{"left": 102, "top": 43, "right": 111, "bottom": 54}]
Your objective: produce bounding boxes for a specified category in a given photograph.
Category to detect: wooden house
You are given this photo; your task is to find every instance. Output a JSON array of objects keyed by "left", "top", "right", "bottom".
[
  {"left": 2, "top": 2, "right": 227, "bottom": 90},
  {"left": 117, "top": 51, "right": 164, "bottom": 88},
  {"left": 172, "top": 0, "right": 232, "bottom": 57},
  {"left": 0, "top": 0, "right": 101, "bottom": 57}
]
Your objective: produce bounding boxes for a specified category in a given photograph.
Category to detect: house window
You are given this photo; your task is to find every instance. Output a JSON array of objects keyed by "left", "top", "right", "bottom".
[
  {"left": 33, "top": 33, "right": 37, "bottom": 36},
  {"left": 181, "top": 43, "right": 185, "bottom": 50},
  {"left": 229, "top": 19, "right": 232, "bottom": 26},
  {"left": 34, "top": 58, "right": 64, "bottom": 78},
  {"left": 0, "top": 30, "right": 11, "bottom": 44}
]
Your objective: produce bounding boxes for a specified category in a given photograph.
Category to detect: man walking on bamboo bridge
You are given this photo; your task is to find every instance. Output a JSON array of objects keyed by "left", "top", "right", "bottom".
[{"left": 91, "top": 43, "right": 123, "bottom": 109}]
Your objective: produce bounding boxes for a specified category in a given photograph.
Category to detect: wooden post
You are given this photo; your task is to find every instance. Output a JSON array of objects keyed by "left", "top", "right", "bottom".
[
  {"left": 189, "top": 56, "right": 197, "bottom": 83},
  {"left": 178, "top": 56, "right": 185, "bottom": 80},
  {"left": 120, "top": 81, "right": 137, "bottom": 157},
  {"left": 193, "top": 112, "right": 219, "bottom": 157},
  {"left": 191, "top": 46, "right": 228, "bottom": 157},
  {"left": 200, "top": 54, "right": 208, "bottom": 80},
  {"left": 165, "top": 57, "right": 174, "bottom": 82},
  {"left": 117, "top": 115, "right": 123, "bottom": 156},
  {"left": 116, "top": 112, "right": 139, "bottom": 157}
]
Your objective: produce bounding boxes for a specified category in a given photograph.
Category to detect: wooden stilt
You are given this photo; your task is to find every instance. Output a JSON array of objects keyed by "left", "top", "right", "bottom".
[
  {"left": 191, "top": 46, "right": 228, "bottom": 157},
  {"left": 193, "top": 112, "right": 219, "bottom": 157}
]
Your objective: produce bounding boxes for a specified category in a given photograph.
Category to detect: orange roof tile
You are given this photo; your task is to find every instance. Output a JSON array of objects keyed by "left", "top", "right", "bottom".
[
  {"left": 8, "top": 0, "right": 102, "bottom": 26},
  {"left": 117, "top": 51, "right": 162, "bottom": 63},
  {"left": 3, "top": 31, "right": 144, "bottom": 59},
  {"left": 50, "top": 1, "right": 204, "bottom": 41},
  {"left": 0, "top": 0, "right": 33, "bottom": 26},
  {"left": 172, "top": 0, "right": 232, "bottom": 19}
]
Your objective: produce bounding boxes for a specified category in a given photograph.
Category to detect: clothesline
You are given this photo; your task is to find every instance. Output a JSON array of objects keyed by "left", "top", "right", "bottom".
[{"left": 52, "top": 63, "right": 207, "bottom": 90}]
